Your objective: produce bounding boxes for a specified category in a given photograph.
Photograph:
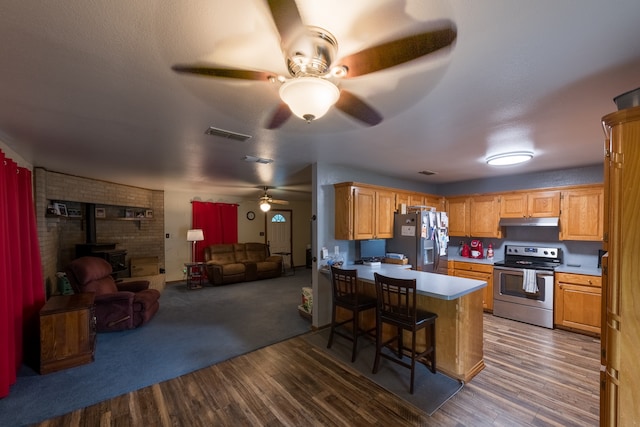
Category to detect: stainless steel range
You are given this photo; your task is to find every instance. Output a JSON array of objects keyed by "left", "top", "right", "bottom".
[{"left": 493, "top": 245, "right": 562, "bottom": 328}]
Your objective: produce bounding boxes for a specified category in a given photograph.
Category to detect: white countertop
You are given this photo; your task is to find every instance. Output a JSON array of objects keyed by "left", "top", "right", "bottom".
[{"left": 321, "top": 264, "right": 486, "bottom": 301}]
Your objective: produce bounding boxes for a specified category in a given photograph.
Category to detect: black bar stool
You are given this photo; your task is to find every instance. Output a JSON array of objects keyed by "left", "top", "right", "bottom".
[
  {"left": 372, "top": 272, "right": 437, "bottom": 394},
  {"left": 327, "top": 266, "right": 377, "bottom": 362}
]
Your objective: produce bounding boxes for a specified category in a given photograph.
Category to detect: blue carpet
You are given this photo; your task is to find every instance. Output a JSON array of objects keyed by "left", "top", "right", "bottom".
[{"left": 0, "top": 270, "right": 312, "bottom": 426}]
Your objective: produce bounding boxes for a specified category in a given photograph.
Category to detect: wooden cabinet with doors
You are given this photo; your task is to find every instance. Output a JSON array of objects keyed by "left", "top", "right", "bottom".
[
  {"left": 554, "top": 272, "right": 601, "bottom": 335},
  {"left": 334, "top": 183, "right": 394, "bottom": 240},
  {"left": 447, "top": 195, "right": 501, "bottom": 238},
  {"left": 395, "top": 192, "right": 444, "bottom": 212},
  {"left": 600, "top": 106, "right": 640, "bottom": 426},
  {"left": 469, "top": 195, "right": 501, "bottom": 238},
  {"left": 449, "top": 261, "right": 493, "bottom": 312},
  {"left": 500, "top": 190, "right": 561, "bottom": 218},
  {"left": 446, "top": 196, "right": 469, "bottom": 237},
  {"left": 559, "top": 186, "right": 604, "bottom": 241},
  {"left": 40, "top": 293, "right": 96, "bottom": 374}
]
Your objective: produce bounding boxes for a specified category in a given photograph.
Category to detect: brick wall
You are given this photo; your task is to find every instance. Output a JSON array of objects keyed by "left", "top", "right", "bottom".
[{"left": 35, "top": 168, "right": 164, "bottom": 296}]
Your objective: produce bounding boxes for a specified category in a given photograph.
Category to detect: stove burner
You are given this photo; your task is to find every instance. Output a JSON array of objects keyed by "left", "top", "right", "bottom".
[{"left": 495, "top": 245, "right": 562, "bottom": 271}]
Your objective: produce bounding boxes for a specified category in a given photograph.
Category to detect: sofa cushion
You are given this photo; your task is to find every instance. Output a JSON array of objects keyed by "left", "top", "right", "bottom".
[
  {"left": 255, "top": 261, "right": 279, "bottom": 273},
  {"left": 221, "top": 263, "right": 245, "bottom": 276},
  {"left": 245, "top": 242, "right": 267, "bottom": 262},
  {"left": 208, "top": 244, "right": 237, "bottom": 264}
]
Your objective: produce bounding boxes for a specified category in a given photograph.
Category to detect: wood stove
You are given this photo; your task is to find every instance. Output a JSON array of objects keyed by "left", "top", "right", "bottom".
[
  {"left": 76, "top": 243, "right": 128, "bottom": 278},
  {"left": 75, "top": 202, "right": 128, "bottom": 278}
]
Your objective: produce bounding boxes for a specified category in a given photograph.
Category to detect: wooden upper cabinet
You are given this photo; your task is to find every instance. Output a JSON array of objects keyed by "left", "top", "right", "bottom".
[
  {"left": 500, "top": 190, "right": 561, "bottom": 218},
  {"left": 425, "top": 195, "right": 445, "bottom": 211},
  {"left": 334, "top": 183, "right": 395, "bottom": 240},
  {"left": 447, "top": 197, "right": 469, "bottom": 237},
  {"left": 469, "top": 195, "right": 501, "bottom": 238},
  {"left": 375, "top": 190, "right": 395, "bottom": 239},
  {"left": 408, "top": 193, "right": 425, "bottom": 207},
  {"left": 559, "top": 186, "right": 604, "bottom": 241},
  {"left": 395, "top": 192, "right": 410, "bottom": 211}
]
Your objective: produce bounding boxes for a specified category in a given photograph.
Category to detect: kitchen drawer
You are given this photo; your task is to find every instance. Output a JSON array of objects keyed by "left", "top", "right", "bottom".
[
  {"left": 555, "top": 272, "right": 601, "bottom": 287},
  {"left": 453, "top": 261, "right": 493, "bottom": 274}
]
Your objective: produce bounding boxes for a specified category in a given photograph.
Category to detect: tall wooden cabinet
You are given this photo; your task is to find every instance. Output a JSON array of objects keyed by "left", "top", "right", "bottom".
[
  {"left": 334, "top": 183, "right": 394, "bottom": 240},
  {"left": 600, "top": 106, "right": 640, "bottom": 426}
]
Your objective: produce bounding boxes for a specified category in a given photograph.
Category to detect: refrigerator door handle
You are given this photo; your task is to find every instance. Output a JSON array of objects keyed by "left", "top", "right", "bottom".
[{"left": 433, "top": 230, "right": 440, "bottom": 272}]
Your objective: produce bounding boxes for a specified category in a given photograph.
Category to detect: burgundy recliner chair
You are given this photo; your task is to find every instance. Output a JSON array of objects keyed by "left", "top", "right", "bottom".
[{"left": 65, "top": 256, "right": 160, "bottom": 332}]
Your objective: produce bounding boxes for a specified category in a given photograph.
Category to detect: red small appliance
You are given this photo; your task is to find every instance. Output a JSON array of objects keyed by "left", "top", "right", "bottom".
[
  {"left": 470, "top": 240, "right": 484, "bottom": 259},
  {"left": 460, "top": 242, "right": 471, "bottom": 258}
]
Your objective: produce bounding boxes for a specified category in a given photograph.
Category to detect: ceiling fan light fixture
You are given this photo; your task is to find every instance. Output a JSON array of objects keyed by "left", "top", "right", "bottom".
[
  {"left": 259, "top": 199, "right": 271, "bottom": 212},
  {"left": 486, "top": 151, "right": 534, "bottom": 166},
  {"left": 279, "top": 77, "right": 340, "bottom": 123}
]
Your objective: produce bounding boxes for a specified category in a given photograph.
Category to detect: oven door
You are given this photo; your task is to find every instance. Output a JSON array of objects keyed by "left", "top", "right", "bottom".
[{"left": 493, "top": 267, "right": 554, "bottom": 310}]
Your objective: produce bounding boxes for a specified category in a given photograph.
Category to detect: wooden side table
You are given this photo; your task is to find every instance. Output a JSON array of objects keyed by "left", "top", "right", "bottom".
[
  {"left": 40, "top": 293, "right": 96, "bottom": 374},
  {"left": 185, "top": 262, "right": 206, "bottom": 289}
]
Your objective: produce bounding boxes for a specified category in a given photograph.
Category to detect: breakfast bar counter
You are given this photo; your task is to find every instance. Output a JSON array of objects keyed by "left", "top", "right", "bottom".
[{"left": 325, "top": 264, "right": 487, "bottom": 382}]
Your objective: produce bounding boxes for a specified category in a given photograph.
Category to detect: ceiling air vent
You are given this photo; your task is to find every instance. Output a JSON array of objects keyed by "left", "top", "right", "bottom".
[
  {"left": 418, "top": 170, "right": 437, "bottom": 176},
  {"left": 243, "top": 155, "right": 273, "bottom": 164},
  {"left": 204, "top": 126, "right": 252, "bottom": 142}
]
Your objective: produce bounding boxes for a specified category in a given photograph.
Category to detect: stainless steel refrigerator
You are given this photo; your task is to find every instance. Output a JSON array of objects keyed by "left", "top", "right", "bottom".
[{"left": 386, "top": 210, "right": 449, "bottom": 274}]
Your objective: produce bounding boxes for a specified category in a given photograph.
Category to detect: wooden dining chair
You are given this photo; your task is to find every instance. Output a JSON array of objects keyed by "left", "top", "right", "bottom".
[
  {"left": 372, "top": 272, "right": 437, "bottom": 394},
  {"left": 327, "top": 266, "right": 377, "bottom": 362}
]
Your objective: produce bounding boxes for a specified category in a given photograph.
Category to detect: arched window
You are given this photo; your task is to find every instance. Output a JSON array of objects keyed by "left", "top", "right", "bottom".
[{"left": 271, "top": 213, "right": 286, "bottom": 223}]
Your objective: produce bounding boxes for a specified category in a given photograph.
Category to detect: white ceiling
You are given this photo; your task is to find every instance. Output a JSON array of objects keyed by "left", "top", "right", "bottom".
[{"left": 1, "top": 0, "right": 639, "bottom": 203}]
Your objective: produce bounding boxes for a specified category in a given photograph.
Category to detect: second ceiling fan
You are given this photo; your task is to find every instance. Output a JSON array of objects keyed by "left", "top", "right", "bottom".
[
  {"left": 258, "top": 187, "right": 289, "bottom": 212},
  {"left": 172, "top": 0, "right": 457, "bottom": 128}
]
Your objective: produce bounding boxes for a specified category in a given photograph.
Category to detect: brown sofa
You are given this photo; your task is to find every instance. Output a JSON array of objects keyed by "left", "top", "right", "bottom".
[{"left": 204, "top": 242, "right": 283, "bottom": 285}]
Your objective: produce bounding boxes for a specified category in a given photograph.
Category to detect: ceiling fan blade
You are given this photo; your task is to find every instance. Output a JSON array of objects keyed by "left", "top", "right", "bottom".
[
  {"left": 338, "top": 20, "right": 457, "bottom": 78},
  {"left": 266, "top": 102, "right": 292, "bottom": 129},
  {"left": 335, "top": 90, "right": 383, "bottom": 126},
  {"left": 267, "top": 0, "right": 306, "bottom": 48},
  {"left": 271, "top": 199, "right": 290, "bottom": 205},
  {"left": 171, "top": 64, "right": 273, "bottom": 81}
]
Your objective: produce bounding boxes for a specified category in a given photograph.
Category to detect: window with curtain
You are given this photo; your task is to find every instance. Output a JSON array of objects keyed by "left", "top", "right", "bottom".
[
  {"left": 191, "top": 201, "right": 238, "bottom": 262},
  {"left": 0, "top": 150, "right": 45, "bottom": 398}
]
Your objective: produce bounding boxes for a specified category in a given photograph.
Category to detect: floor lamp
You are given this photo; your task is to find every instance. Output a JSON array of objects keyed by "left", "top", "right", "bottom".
[{"left": 187, "top": 229, "right": 204, "bottom": 263}]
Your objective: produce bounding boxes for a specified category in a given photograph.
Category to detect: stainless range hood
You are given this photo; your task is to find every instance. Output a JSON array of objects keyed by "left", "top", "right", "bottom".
[{"left": 499, "top": 217, "right": 560, "bottom": 227}]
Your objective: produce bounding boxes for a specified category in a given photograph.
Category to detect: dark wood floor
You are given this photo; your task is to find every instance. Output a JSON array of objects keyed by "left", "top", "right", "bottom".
[{"left": 34, "top": 314, "right": 600, "bottom": 426}]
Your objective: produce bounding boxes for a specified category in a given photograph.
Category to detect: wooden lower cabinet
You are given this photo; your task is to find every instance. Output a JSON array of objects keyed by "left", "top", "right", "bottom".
[
  {"left": 450, "top": 261, "right": 493, "bottom": 312},
  {"left": 554, "top": 272, "right": 601, "bottom": 335},
  {"left": 40, "top": 293, "right": 97, "bottom": 374}
]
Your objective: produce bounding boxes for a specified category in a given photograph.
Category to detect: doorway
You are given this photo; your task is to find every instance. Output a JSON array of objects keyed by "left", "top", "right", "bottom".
[{"left": 266, "top": 209, "right": 293, "bottom": 269}]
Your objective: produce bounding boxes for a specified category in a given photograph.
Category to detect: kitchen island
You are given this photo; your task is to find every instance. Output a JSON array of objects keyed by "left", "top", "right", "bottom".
[{"left": 324, "top": 264, "right": 487, "bottom": 382}]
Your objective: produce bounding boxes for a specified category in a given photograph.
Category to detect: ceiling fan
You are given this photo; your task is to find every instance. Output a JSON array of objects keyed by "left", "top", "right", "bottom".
[
  {"left": 172, "top": 0, "right": 457, "bottom": 128},
  {"left": 258, "top": 187, "right": 289, "bottom": 212}
]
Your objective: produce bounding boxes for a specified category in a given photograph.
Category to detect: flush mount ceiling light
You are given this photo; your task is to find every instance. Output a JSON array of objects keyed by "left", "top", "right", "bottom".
[
  {"left": 486, "top": 151, "right": 534, "bottom": 166},
  {"left": 278, "top": 77, "right": 340, "bottom": 123}
]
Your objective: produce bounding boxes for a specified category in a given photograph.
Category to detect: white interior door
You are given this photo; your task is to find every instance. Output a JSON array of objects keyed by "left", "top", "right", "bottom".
[{"left": 267, "top": 210, "right": 292, "bottom": 268}]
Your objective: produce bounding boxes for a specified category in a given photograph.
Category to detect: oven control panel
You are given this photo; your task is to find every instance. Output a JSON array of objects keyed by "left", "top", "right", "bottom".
[{"left": 505, "top": 245, "right": 560, "bottom": 259}]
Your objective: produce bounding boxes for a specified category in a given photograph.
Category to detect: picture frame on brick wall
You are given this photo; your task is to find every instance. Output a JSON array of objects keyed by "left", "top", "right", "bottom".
[
  {"left": 95, "top": 207, "right": 106, "bottom": 218},
  {"left": 145, "top": 209, "right": 153, "bottom": 218},
  {"left": 53, "top": 202, "right": 67, "bottom": 216},
  {"left": 125, "top": 209, "right": 134, "bottom": 218}
]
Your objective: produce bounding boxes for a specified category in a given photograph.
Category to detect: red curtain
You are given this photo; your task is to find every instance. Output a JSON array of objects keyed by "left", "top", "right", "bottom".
[
  {"left": 191, "top": 201, "right": 238, "bottom": 262},
  {"left": 0, "top": 150, "right": 45, "bottom": 398}
]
